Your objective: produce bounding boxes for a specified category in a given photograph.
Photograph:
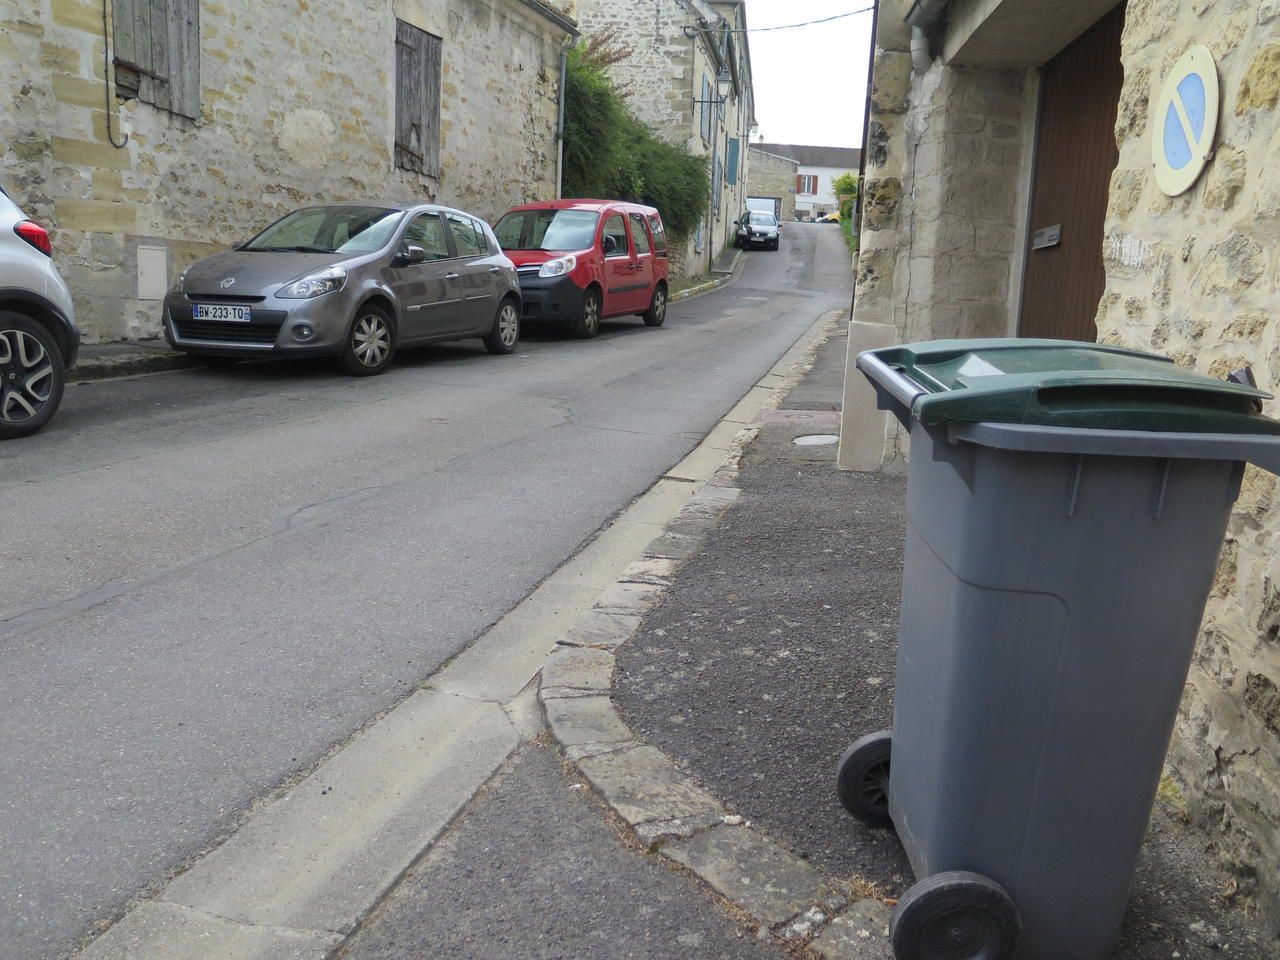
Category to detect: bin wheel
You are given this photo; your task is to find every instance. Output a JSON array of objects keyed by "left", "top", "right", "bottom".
[
  {"left": 836, "top": 730, "right": 893, "bottom": 827},
  {"left": 890, "top": 871, "right": 1021, "bottom": 960}
]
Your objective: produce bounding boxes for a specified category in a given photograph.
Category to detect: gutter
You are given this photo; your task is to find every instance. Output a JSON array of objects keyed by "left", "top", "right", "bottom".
[
  {"left": 517, "top": 0, "right": 579, "bottom": 37},
  {"left": 556, "top": 39, "right": 570, "bottom": 198},
  {"left": 905, "top": 0, "right": 949, "bottom": 72}
]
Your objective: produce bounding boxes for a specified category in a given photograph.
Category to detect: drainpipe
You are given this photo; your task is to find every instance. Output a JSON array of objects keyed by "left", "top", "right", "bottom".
[
  {"left": 556, "top": 40, "right": 570, "bottom": 198},
  {"left": 906, "top": 0, "right": 950, "bottom": 72}
]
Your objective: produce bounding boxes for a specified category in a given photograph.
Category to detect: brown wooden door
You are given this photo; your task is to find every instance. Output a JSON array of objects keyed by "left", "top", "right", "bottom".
[{"left": 1019, "top": 4, "right": 1126, "bottom": 342}]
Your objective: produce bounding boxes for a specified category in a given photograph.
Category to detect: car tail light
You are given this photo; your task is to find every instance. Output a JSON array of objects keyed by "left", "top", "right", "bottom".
[{"left": 14, "top": 220, "right": 52, "bottom": 256}]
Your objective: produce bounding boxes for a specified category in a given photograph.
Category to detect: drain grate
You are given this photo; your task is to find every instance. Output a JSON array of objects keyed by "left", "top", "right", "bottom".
[{"left": 752, "top": 409, "right": 841, "bottom": 427}]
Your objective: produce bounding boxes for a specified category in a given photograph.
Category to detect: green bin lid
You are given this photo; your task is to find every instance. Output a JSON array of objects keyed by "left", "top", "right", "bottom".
[{"left": 860, "top": 339, "right": 1280, "bottom": 435}]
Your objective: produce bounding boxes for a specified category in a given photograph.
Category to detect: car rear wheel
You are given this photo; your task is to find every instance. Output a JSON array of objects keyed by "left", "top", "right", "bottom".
[
  {"left": 571, "top": 288, "right": 601, "bottom": 339},
  {"left": 341, "top": 306, "right": 395, "bottom": 376},
  {"left": 643, "top": 283, "right": 667, "bottom": 327},
  {"left": 0, "top": 312, "right": 65, "bottom": 440},
  {"left": 484, "top": 298, "right": 520, "bottom": 355}
]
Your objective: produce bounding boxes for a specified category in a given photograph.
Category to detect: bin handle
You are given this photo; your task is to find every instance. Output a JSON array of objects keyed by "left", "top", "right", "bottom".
[
  {"left": 948, "top": 421, "right": 1280, "bottom": 475},
  {"left": 856, "top": 352, "right": 927, "bottom": 413}
]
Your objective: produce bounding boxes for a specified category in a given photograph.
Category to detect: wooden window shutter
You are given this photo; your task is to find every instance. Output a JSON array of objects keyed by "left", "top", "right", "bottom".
[
  {"left": 796, "top": 174, "right": 805, "bottom": 194},
  {"left": 112, "top": 0, "right": 199, "bottom": 119},
  {"left": 726, "top": 138, "right": 739, "bottom": 185},
  {"left": 396, "top": 20, "right": 442, "bottom": 177}
]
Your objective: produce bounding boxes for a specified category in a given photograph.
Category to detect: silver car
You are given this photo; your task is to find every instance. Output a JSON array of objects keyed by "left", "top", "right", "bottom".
[
  {"left": 164, "top": 202, "right": 522, "bottom": 375},
  {"left": 0, "top": 185, "right": 80, "bottom": 439}
]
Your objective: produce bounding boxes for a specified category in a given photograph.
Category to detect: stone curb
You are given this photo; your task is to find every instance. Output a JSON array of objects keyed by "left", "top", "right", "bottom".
[
  {"left": 538, "top": 310, "right": 895, "bottom": 959},
  {"left": 71, "top": 349, "right": 195, "bottom": 383}
]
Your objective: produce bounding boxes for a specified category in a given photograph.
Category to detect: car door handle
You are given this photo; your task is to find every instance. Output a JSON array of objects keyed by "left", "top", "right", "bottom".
[
  {"left": 446, "top": 272, "right": 460, "bottom": 280},
  {"left": 488, "top": 266, "right": 501, "bottom": 274}
]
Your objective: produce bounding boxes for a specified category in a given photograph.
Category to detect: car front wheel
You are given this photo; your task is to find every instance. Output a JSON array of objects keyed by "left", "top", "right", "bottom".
[
  {"left": 572, "top": 288, "right": 601, "bottom": 339},
  {"left": 0, "top": 312, "right": 66, "bottom": 440},
  {"left": 341, "top": 306, "right": 396, "bottom": 376}
]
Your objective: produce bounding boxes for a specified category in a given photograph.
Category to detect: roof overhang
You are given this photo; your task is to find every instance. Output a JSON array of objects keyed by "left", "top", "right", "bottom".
[{"left": 941, "top": 0, "right": 1121, "bottom": 66}]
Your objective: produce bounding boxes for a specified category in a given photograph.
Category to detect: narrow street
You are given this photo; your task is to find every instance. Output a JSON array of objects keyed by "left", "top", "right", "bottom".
[{"left": 1, "top": 224, "right": 852, "bottom": 959}]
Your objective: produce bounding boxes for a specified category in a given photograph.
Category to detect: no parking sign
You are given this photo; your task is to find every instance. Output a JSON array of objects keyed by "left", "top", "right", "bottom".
[{"left": 1152, "top": 45, "right": 1219, "bottom": 197}]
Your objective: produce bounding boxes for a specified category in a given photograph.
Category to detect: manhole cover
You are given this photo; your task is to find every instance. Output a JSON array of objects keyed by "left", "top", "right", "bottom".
[
  {"left": 753, "top": 409, "right": 841, "bottom": 426},
  {"left": 793, "top": 434, "right": 839, "bottom": 446}
]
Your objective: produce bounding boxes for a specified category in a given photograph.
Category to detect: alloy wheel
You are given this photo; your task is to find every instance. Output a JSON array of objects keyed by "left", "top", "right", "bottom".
[
  {"left": 352, "top": 314, "right": 390, "bottom": 368},
  {"left": 499, "top": 302, "right": 519, "bottom": 347},
  {"left": 653, "top": 288, "right": 666, "bottom": 322},
  {"left": 0, "top": 328, "right": 54, "bottom": 424},
  {"left": 583, "top": 295, "right": 600, "bottom": 335}
]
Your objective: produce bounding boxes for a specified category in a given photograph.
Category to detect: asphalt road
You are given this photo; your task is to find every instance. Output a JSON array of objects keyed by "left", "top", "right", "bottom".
[{"left": 0, "top": 223, "right": 853, "bottom": 959}]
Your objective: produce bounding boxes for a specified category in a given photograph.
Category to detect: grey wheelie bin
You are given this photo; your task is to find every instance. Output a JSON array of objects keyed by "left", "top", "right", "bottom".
[{"left": 837, "top": 339, "right": 1280, "bottom": 960}]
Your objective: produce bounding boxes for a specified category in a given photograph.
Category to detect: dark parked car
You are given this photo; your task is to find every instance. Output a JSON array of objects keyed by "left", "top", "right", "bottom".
[
  {"left": 0, "top": 185, "right": 80, "bottom": 439},
  {"left": 164, "top": 202, "right": 521, "bottom": 375},
  {"left": 734, "top": 211, "right": 780, "bottom": 250}
]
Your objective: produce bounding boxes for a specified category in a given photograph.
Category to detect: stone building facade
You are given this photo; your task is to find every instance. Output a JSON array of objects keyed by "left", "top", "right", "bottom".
[
  {"left": 574, "top": 0, "right": 754, "bottom": 277},
  {"left": 1, "top": 0, "right": 576, "bottom": 342},
  {"left": 852, "top": 0, "right": 1280, "bottom": 930},
  {"left": 745, "top": 146, "right": 798, "bottom": 222},
  {"left": 753, "top": 142, "right": 861, "bottom": 219}
]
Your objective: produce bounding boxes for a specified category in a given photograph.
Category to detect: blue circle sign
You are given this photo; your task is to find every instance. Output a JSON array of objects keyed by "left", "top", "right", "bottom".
[{"left": 1153, "top": 46, "right": 1219, "bottom": 196}]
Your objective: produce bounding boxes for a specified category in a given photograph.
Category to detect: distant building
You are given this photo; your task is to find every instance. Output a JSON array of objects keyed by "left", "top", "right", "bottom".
[
  {"left": 752, "top": 143, "right": 861, "bottom": 219},
  {"left": 745, "top": 148, "right": 799, "bottom": 222}
]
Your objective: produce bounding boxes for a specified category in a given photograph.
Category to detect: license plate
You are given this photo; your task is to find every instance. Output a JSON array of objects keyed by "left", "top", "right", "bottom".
[{"left": 192, "top": 303, "right": 251, "bottom": 322}]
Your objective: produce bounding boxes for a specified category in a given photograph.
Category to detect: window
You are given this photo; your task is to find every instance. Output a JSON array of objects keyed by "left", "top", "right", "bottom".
[
  {"left": 726, "top": 138, "right": 739, "bottom": 186},
  {"left": 402, "top": 213, "right": 451, "bottom": 260},
  {"left": 647, "top": 214, "right": 667, "bottom": 253},
  {"left": 112, "top": 0, "right": 200, "bottom": 119},
  {"left": 700, "top": 75, "right": 713, "bottom": 142},
  {"left": 395, "top": 20, "right": 443, "bottom": 176},
  {"left": 629, "top": 214, "right": 651, "bottom": 255},
  {"left": 797, "top": 174, "right": 819, "bottom": 195},
  {"left": 495, "top": 209, "right": 599, "bottom": 251},
  {"left": 243, "top": 206, "right": 403, "bottom": 254},
  {"left": 445, "top": 212, "right": 486, "bottom": 257},
  {"left": 602, "top": 214, "right": 630, "bottom": 258}
]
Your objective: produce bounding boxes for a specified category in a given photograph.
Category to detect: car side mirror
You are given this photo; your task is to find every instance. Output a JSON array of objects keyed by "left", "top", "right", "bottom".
[
  {"left": 602, "top": 235, "right": 617, "bottom": 255},
  {"left": 733, "top": 220, "right": 739, "bottom": 226},
  {"left": 396, "top": 245, "right": 428, "bottom": 266}
]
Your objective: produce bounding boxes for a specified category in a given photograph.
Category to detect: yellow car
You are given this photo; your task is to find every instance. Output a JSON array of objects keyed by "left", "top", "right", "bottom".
[{"left": 816, "top": 211, "right": 841, "bottom": 224}]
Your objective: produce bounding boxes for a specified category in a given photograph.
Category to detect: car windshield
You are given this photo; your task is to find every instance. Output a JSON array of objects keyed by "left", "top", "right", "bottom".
[
  {"left": 749, "top": 212, "right": 776, "bottom": 226},
  {"left": 494, "top": 209, "right": 600, "bottom": 251},
  {"left": 243, "top": 206, "right": 404, "bottom": 254}
]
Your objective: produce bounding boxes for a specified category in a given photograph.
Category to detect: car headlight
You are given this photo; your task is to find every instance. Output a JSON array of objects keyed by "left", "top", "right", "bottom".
[
  {"left": 170, "top": 268, "right": 189, "bottom": 293},
  {"left": 538, "top": 254, "right": 577, "bottom": 278},
  {"left": 278, "top": 266, "right": 347, "bottom": 299}
]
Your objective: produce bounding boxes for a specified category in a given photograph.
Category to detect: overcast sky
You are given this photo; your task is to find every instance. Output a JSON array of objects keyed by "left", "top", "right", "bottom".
[{"left": 744, "top": 1, "right": 876, "bottom": 149}]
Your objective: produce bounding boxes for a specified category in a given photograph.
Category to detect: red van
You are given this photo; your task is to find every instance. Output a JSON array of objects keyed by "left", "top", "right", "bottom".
[{"left": 493, "top": 200, "right": 670, "bottom": 338}]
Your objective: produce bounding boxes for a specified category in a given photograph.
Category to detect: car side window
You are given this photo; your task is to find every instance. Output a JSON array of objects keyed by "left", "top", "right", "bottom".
[
  {"left": 602, "top": 214, "right": 629, "bottom": 258},
  {"left": 647, "top": 214, "right": 667, "bottom": 253},
  {"left": 402, "top": 213, "right": 451, "bottom": 260},
  {"left": 469, "top": 216, "right": 492, "bottom": 254},
  {"left": 629, "top": 213, "right": 651, "bottom": 256},
  {"left": 445, "top": 212, "right": 486, "bottom": 258}
]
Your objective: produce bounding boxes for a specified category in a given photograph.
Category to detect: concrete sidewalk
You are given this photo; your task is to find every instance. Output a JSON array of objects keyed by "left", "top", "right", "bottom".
[{"left": 610, "top": 320, "right": 1278, "bottom": 958}]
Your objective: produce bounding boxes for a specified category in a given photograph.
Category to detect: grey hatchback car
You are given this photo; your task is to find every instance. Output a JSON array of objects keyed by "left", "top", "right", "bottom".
[
  {"left": 164, "top": 202, "right": 521, "bottom": 375},
  {"left": 1, "top": 185, "right": 80, "bottom": 439}
]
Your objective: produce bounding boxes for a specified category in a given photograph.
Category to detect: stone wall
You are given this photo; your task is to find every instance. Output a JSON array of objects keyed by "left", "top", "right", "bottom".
[
  {"left": 852, "top": 42, "right": 1030, "bottom": 460},
  {"left": 1096, "top": 0, "right": 1280, "bottom": 926},
  {"left": 0, "top": 0, "right": 571, "bottom": 342},
  {"left": 745, "top": 148, "right": 797, "bottom": 221}
]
